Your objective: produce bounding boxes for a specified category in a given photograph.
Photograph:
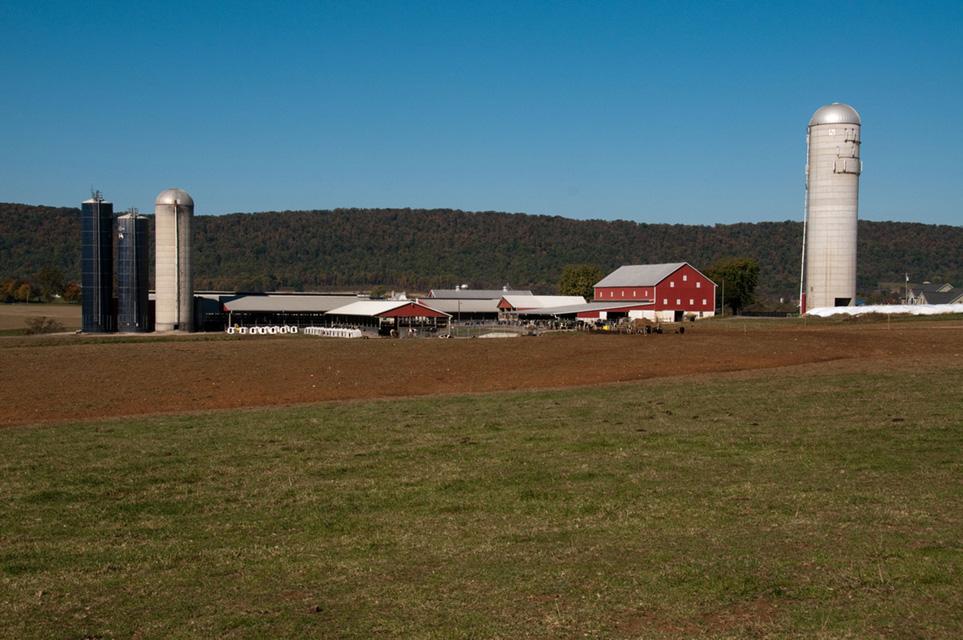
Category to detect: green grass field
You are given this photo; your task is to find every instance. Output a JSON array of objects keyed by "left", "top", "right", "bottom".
[{"left": 1, "top": 366, "right": 960, "bottom": 638}]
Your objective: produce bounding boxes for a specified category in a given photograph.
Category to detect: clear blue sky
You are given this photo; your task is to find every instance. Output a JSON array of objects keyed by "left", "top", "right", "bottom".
[{"left": 2, "top": 1, "right": 961, "bottom": 225}]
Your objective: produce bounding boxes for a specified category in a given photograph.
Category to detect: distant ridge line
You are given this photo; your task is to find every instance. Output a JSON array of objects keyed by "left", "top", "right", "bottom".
[{"left": 2, "top": 203, "right": 960, "bottom": 297}]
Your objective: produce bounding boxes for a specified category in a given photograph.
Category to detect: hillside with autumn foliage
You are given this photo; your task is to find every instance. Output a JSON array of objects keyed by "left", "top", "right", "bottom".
[{"left": 2, "top": 203, "right": 960, "bottom": 300}]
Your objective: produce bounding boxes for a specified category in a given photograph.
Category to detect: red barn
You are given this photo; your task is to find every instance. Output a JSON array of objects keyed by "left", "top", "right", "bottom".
[{"left": 591, "top": 262, "right": 717, "bottom": 322}]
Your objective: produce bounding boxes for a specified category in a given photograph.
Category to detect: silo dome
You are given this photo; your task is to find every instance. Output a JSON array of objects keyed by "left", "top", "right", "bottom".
[
  {"left": 155, "top": 188, "right": 194, "bottom": 206},
  {"left": 809, "top": 103, "right": 861, "bottom": 127}
]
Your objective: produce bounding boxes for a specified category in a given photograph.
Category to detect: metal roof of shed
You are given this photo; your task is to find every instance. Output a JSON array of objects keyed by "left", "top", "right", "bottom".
[
  {"left": 429, "top": 289, "right": 533, "bottom": 299},
  {"left": 500, "top": 295, "right": 586, "bottom": 310},
  {"left": 224, "top": 295, "right": 366, "bottom": 313},
  {"left": 594, "top": 263, "right": 686, "bottom": 287},
  {"left": 326, "top": 300, "right": 450, "bottom": 317},
  {"left": 418, "top": 298, "right": 501, "bottom": 313},
  {"left": 516, "top": 301, "right": 653, "bottom": 316}
]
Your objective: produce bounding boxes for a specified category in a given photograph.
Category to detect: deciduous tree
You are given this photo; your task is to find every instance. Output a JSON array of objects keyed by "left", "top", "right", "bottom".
[
  {"left": 706, "top": 257, "right": 759, "bottom": 315},
  {"left": 34, "top": 267, "right": 64, "bottom": 301},
  {"left": 559, "top": 264, "right": 604, "bottom": 300},
  {"left": 62, "top": 282, "right": 81, "bottom": 303},
  {"left": 16, "top": 282, "right": 32, "bottom": 303}
]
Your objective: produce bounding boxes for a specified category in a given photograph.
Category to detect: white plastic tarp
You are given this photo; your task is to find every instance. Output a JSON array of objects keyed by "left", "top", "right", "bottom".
[{"left": 807, "top": 304, "right": 963, "bottom": 317}]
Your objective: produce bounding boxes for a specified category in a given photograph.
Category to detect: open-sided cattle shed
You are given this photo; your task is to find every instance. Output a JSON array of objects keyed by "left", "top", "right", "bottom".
[
  {"left": 417, "top": 298, "right": 501, "bottom": 321},
  {"left": 498, "top": 295, "right": 586, "bottom": 316},
  {"left": 324, "top": 300, "right": 451, "bottom": 335},
  {"left": 515, "top": 300, "right": 654, "bottom": 321},
  {"left": 223, "top": 294, "right": 368, "bottom": 327}
]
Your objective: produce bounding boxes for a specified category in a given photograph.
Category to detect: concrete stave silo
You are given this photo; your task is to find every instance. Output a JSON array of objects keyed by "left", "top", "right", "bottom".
[
  {"left": 801, "top": 103, "right": 861, "bottom": 312},
  {"left": 154, "top": 188, "right": 194, "bottom": 331}
]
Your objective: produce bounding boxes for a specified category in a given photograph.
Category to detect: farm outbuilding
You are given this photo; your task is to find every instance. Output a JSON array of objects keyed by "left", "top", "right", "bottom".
[
  {"left": 498, "top": 295, "right": 587, "bottom": 319},
  {"left": 593, "top": 263, "right": 717, "bottom": 322},
  {"left": 426, "top": 288, "right": 533, "bottom": 321},
  {"left": 905, "top": 283, "right": 962, "bottom": 305},
  {"left": 324, "top": 300, "right": 451, "bottom": 336},
  {"left": 573, "top": 301, "right": 653, "bottom": 321},
  {"left": 418, "top": 298, "right": 502, "bottom": 321},
  {"left": 429, "top": 288, "right": 533, "bottom": 299},
  {"left": 222, "top": 293, "right": 368, "bottom": 328},
  {"left": 514, "top": 300, "right": 653, "bottom": 321},
  {"left": 917, "top": 288, "right": 963, "bottom": 305}
]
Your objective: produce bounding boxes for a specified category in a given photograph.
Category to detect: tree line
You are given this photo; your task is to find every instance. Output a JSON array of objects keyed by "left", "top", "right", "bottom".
[
  {"left": 2, "top": 202, "right": 960, "bottom": 300},
  {"left": 1, "top": 268, "right": 79, "bottom": 303}
]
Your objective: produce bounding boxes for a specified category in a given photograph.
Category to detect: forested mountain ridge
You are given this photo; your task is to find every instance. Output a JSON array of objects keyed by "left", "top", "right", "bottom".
[{"left": 2, "top": 202, "right": 960, "bottom": 298}]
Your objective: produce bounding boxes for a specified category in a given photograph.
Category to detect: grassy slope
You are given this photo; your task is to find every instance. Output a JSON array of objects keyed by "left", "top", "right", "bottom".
[
  {"left": 1, "top": 367, "right": 960, "bottom": 639},
  {"left": 0, "top": 303, "right": 80, "bottom": 332}
]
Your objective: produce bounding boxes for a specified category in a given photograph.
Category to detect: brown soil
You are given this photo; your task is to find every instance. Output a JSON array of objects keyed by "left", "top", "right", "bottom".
[{"left": 1, "top": 320, "right": 961, "bottom": 427}]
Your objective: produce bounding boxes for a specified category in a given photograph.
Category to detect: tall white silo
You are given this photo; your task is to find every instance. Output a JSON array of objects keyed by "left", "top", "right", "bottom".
[
  {"left": 154, "top": 188, "right": 194, "bottom": 331},
  {"left": 801, "top": 103, "right": 861, "bottom": 312}
]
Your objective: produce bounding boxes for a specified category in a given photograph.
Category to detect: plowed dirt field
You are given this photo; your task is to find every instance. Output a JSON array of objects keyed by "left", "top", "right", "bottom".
[{"left": 2, "top": 319, "right": 961, "bottom": 427}]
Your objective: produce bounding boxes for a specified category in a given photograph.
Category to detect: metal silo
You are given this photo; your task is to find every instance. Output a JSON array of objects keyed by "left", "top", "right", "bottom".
[
  {"left": 154, "top": 188, "right": 194, "bottom": 331},
  {"left": 116, "top": 209, "right": 150, "bottom": 332},
  {"left": 80, "top": 191, "right": 114, "bottom": 332},
  {"left": 800, "top": 103, "right": 861, "bottom": 312}
]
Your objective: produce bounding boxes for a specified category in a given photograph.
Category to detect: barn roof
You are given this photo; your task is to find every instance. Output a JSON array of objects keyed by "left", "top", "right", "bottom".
[
  {"left": 223, "top": 295, "right": 366, "bottom": 313},
  {"left": 920, "top": 289, "right": 963, "bottom": 305},
  {"left": 516, "top": 301, "right": 653, "bottom": 316},
  {"left": 429, "top": 289, "right": 533, "bottom": 299},
  {"left": 594, "top": 263, "right": 686, "bottom": 287},
  {"left": 914, "top": 282, "right": 954, "bottom": 294},
  {"left": 326, "top": 300, "right": 450, "bottom": 318},
  {"left": 419, "top": 298, "right": 501, "bottom": 313},
  {"left": 500, "top": 295, "right": 586, "bottom": 310}
]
